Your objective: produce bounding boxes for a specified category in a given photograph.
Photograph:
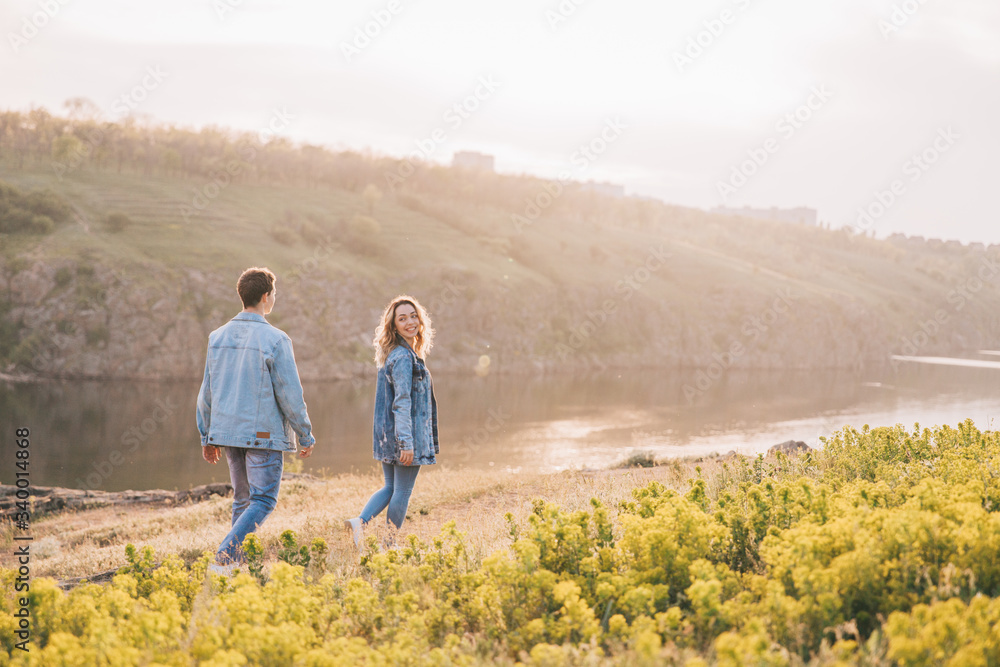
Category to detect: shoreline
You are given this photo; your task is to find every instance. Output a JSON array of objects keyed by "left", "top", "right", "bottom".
[
  {"left": 0, "top": 359, "right": 900, "bottom": 385},
  {"left": 0, "top": 446, "right": 795, "bottom": 524}
]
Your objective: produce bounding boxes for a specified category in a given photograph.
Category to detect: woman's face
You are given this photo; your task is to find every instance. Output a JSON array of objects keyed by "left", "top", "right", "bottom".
[{"left": 394, "top": 303, "right": 420, "bottom": 343}]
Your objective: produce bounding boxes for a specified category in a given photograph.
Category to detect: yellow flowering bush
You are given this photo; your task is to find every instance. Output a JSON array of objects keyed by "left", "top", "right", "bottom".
[{"left": 3, "top": 420, "right": 1000, "bottom": 665}]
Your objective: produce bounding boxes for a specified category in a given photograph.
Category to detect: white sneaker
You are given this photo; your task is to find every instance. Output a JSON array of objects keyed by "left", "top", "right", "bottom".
[
  {"left": 208, "top": 562, "right": 238, "bottom": 577},
  {"left": 344, "top": 517, "right": 364, "bottom": 549}
]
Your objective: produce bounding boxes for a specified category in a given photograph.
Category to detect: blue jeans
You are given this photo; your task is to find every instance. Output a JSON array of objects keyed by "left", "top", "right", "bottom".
[
  {"left": 217, "top": 446, "right": 283, "bottom": 564},
  {"left": 360, "top": 462, "right": 420, "bottom": 529}
]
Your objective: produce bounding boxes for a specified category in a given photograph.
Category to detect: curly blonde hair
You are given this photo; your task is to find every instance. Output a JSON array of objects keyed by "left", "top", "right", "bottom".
[{"left": 373, "top": 295, "right": 434, "bottom": 368}]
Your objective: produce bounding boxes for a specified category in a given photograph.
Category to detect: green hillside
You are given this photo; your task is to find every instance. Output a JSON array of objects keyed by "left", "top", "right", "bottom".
[{"left": 1, "top": 108, "right": 998, "bottom": 380}]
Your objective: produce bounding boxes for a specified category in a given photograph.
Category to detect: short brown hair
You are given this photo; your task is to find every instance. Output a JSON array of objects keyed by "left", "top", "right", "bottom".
[{"left": 237, "top": 267, "right": 276, "bottom": 308}]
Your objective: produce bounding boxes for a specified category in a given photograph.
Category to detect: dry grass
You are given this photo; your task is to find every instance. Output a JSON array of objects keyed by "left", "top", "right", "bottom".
[{"left": 0, "top": 461, "right": 710, "bottom": 581}]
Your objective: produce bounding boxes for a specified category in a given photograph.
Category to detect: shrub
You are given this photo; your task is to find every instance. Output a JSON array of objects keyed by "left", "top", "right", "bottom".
[
  {"left": 76, "top": 278, "right": 105, "bottom": 306},
  {"left": 268, "top": 224, "right": 298, "bottom": 246},
  {"left": 0, "top": 298, "right": 18, "bottom": 363},
  {"left": 25, "top": 189, "right": 72, "bottom": 222},
  {"left": 276, "top": 530, "right": 328, "bottom": 578},
  {"left": 85, "top": 325, "right": 109, "bottom": 346},
  {"left": 0, "top": 206, "right": 33, "bottom": 233},
  {"left": 104, "top": 212, "right": 131, "bottom": 232},
  {"left": 341, "top": 214, "right": 383, "bottom": 256},
  {"left": 0, "top": 182, "right": 71, "bottom": 234},
  {"left": 10, "top": 330, "right": 47, "bottom": 369},
  {"left": 54, "top": 266, "right": 73, "bottom": 287},
  {"left": 298, "top": 218, "right": 327, "bottom": 246},
  {"left": 30, "top": 215, "right": 54, "bottom": 234},
  {"left": 241, "top": 534, "right": 266, "bottom": 584},
  {"left": 620, "top": 450, "right": 658, "bottom": 468},
  {"left": 885, "top": 596, "right": 1000, "bottom": 664},
  {"left": 2, "top": 421, "right": 999, "bottom": 665}
]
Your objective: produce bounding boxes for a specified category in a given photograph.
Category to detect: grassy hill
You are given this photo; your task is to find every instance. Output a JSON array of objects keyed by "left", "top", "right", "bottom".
[{"left": 2, "top": 137, "right": 999, "bottom": 380}]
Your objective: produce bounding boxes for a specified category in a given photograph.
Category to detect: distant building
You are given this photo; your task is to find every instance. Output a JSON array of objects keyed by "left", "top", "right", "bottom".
[
  {"left": 452, "top": 151, "right": 494, "bottom": 172},
  {"left": 581, "top": 180, "right": 625, "bottom": 198},
  {"left": 711, "top": 205, "right": 818, "bottom": 226}
]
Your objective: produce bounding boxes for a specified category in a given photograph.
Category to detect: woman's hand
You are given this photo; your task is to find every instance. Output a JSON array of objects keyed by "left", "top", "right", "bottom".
[{"left": 399, "top": 448, "right": 414, "bottom": 465}]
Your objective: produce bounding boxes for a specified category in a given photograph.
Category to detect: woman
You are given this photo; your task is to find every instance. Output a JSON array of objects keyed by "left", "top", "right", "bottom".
[{"left": 345, "top": 295, "right": 439, "bottom": 548}]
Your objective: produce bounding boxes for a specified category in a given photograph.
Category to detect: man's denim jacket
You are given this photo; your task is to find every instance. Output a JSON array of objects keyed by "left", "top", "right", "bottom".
[
  {"left": 373, "top": 338, "right": 438, "bottom": 465},
  {"left": 196, "top": 312, "right": 315, "bottom": 452}
]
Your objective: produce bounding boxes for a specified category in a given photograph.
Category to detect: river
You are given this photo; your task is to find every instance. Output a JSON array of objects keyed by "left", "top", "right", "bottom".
[{"left": 2, "top": 358, "right": 999, "bottom": 491}]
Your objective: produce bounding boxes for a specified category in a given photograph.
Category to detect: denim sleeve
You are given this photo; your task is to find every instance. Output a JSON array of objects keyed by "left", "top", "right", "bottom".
[
  {"left": 196, "top": 349, "right": 212, "bottom": 446},
  {"left": 388, "top": 353, "right": 414, "bottom": 450},
  {"left": 431, "top": 385, "right": 439, "bottom": 454},
  {"left": 269, "top": 336, "right": 316, "bottom": 447}
]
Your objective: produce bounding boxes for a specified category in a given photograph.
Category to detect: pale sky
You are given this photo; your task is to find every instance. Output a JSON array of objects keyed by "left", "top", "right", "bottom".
[{"left": 2, "top": 0, "right": 998, "bottom": 242}]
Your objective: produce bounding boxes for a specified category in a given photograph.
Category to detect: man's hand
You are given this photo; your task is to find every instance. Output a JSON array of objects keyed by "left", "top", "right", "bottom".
[
  {"left": 203, "top": 445, "right": 222, "bottom": 464},
  {"left": 399, "top": 448, "right": 414, "bottom": 465},
  {"left": 298, "top": 445, "right": 314, "bottom": 459}
]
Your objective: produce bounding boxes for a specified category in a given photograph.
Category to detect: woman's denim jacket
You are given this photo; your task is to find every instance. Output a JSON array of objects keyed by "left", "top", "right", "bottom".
[
  {"left": 196, "top": 312, "right": 315, "bottom": 452},
  {"left": 373, "top": 338, "right": 439, "bottom": 465}
]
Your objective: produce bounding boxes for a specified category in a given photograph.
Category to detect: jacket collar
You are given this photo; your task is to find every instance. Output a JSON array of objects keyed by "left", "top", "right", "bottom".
[
  {"left": 396, "top": 335, "right": 421, "bottom": 361},
  {"left": 395, "top": 335, "right": 430, "bottom": 376},
  {"left": 232, "top": 312, "right": 268, "bottom": 323}
]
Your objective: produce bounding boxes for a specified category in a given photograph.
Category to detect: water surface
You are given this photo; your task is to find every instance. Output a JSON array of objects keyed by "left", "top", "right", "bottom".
[{"left": 2, "top": 361, "right": 999, "bottom": 491}]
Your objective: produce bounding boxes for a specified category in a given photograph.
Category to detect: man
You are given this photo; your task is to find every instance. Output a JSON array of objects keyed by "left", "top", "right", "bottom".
[{"left": 196, "top": 267, "right": 316, "bottom": 575}]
